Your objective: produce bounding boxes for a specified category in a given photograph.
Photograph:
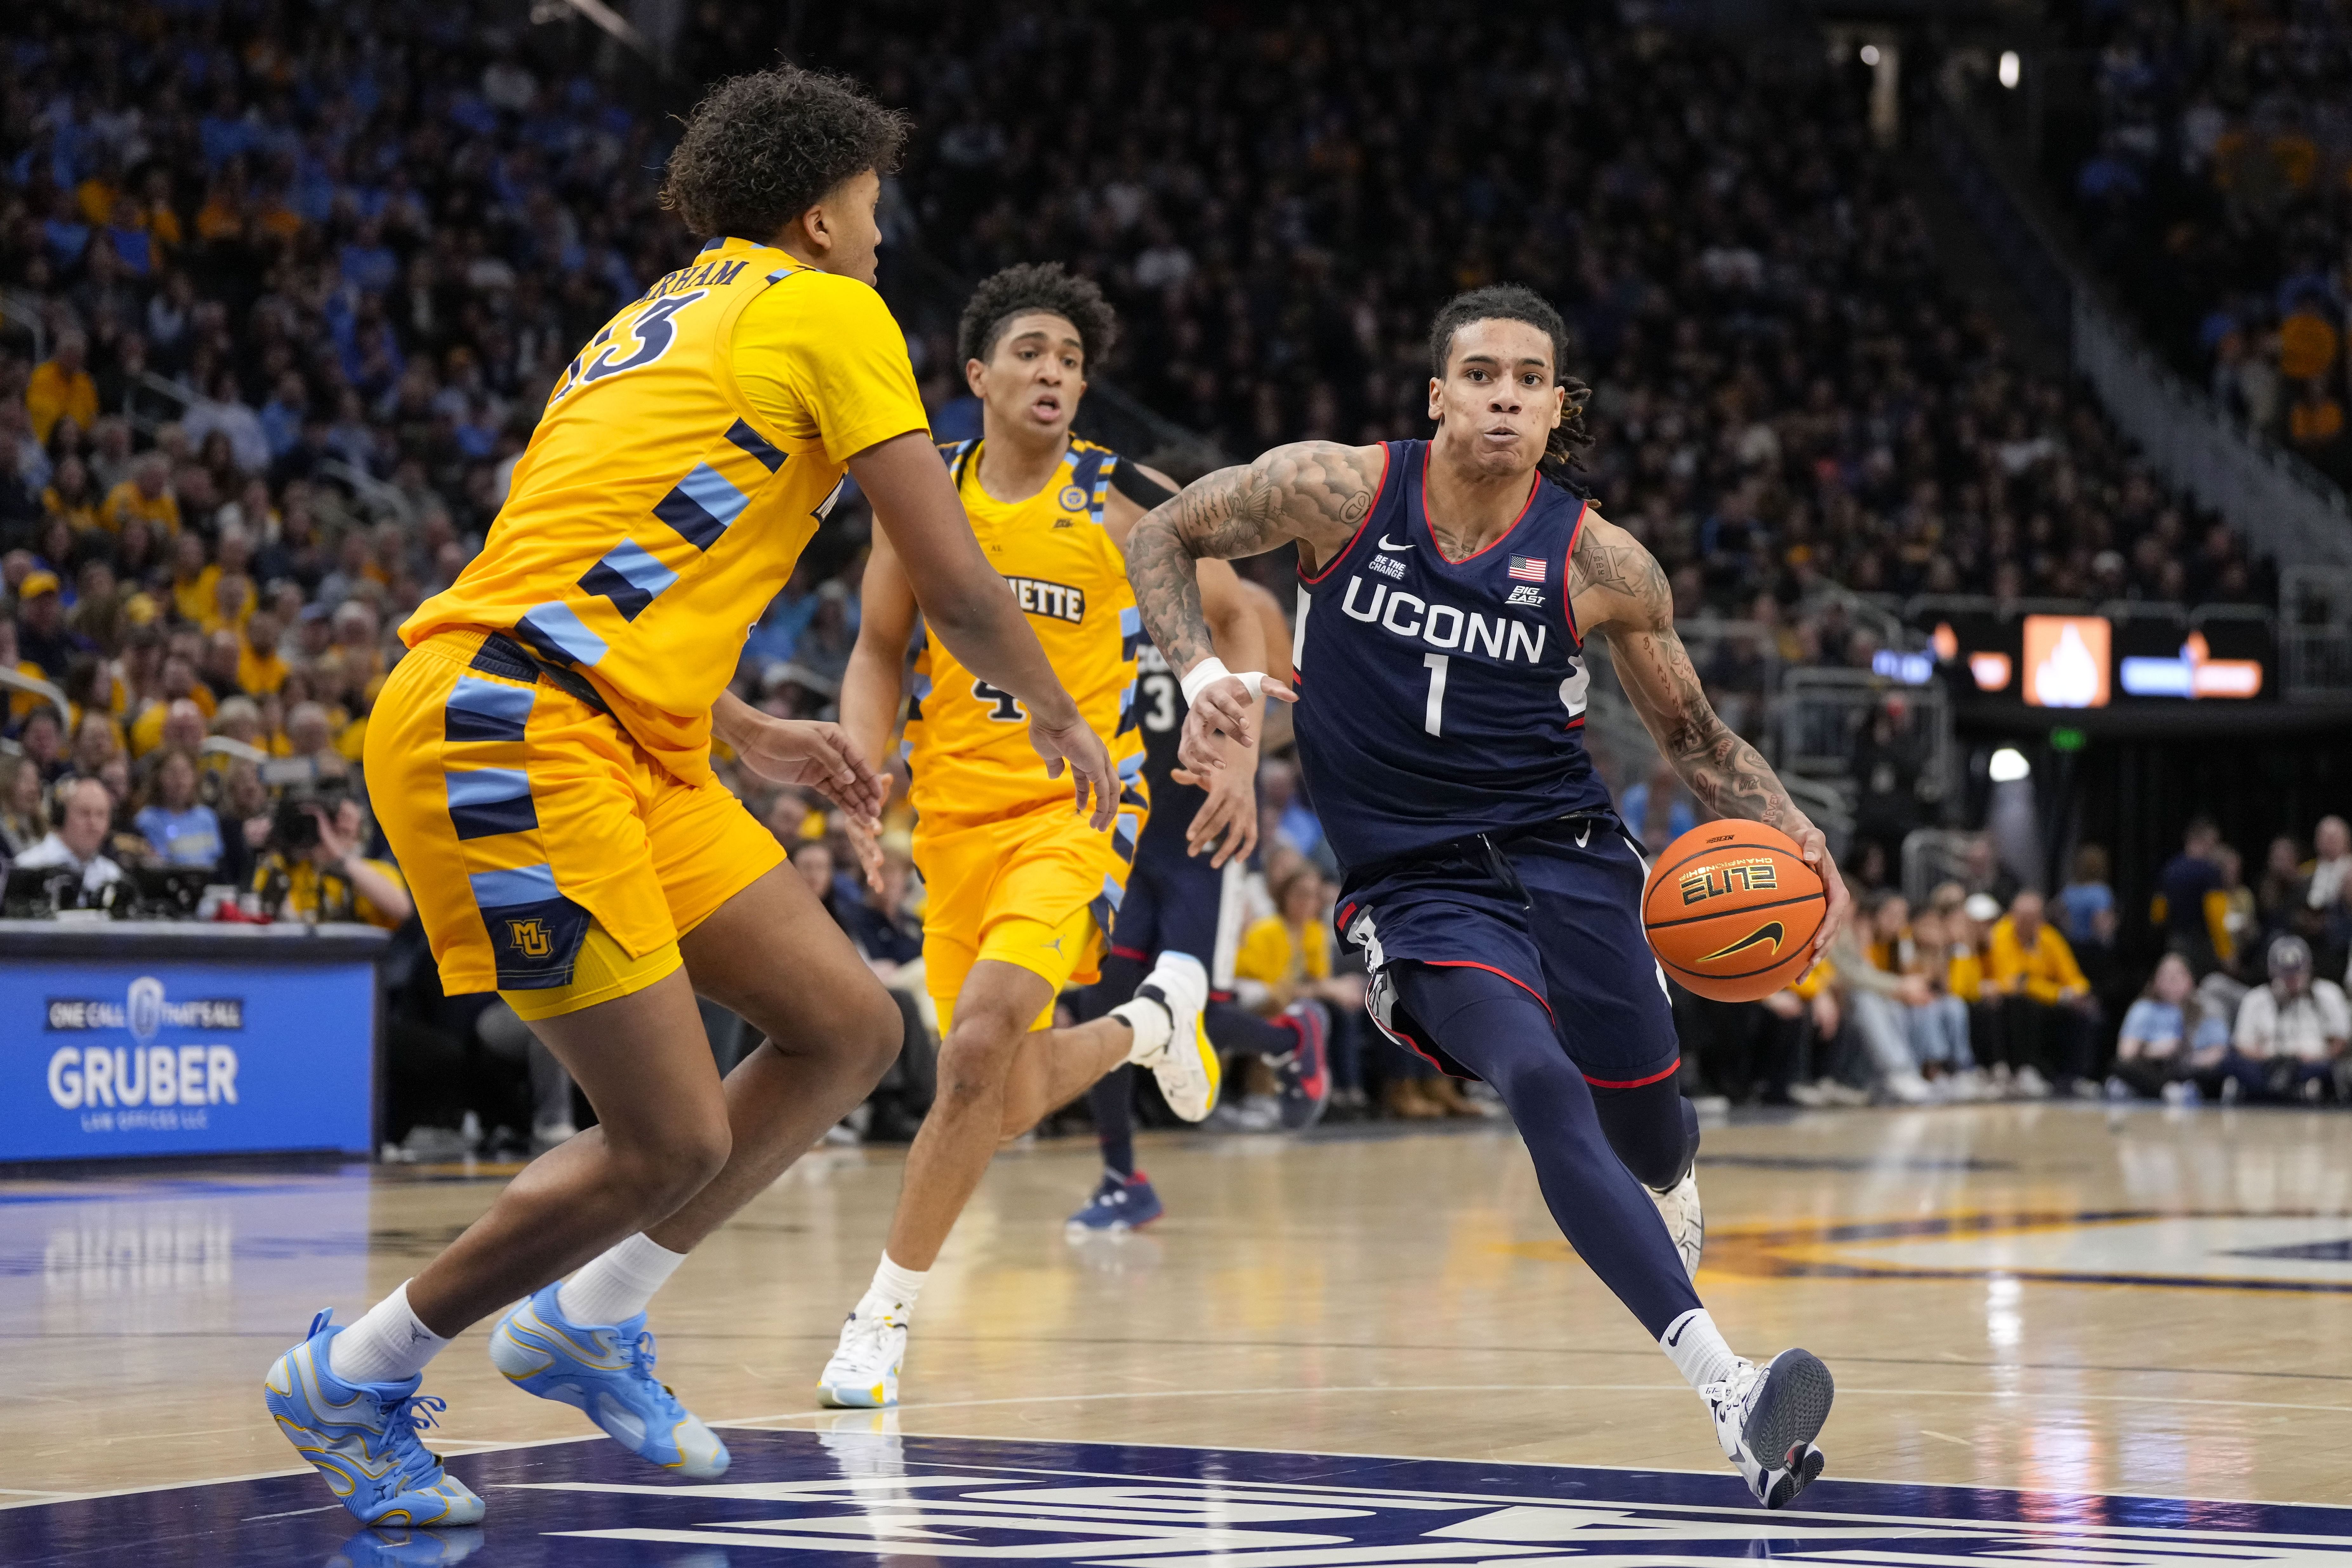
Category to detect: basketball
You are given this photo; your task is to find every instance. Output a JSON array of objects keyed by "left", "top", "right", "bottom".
[{"left": 1642, "top": 821, "right": 1826, "bottom": 1002}]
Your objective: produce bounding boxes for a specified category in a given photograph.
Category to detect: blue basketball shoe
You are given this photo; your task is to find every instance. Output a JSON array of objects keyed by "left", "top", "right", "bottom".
[
  {"left": 487, "top": 1283, "right": 730, "bottom": 1477},
  {"left": 264, "top": 1312, "right": 485, "bottom": 1527},
  {"left": 1066, "top": 1169, "right": 1165, "bottom": 1232}
]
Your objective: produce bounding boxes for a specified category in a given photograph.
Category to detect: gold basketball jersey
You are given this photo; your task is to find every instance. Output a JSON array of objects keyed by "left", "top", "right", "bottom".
[
  {"left": 903, "top": 438, "right": 1145, "bottom": 821},
  {"left": 405, "top": 236, "right": 929, "bottom": 784}
]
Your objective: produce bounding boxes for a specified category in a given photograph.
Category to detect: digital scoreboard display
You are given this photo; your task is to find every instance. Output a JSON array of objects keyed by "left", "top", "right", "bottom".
[{"left": 1927, "top": 613, "right": 2270, "bottom": 708}]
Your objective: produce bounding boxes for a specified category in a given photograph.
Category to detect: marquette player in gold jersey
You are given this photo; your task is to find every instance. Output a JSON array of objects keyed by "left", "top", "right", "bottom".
[
  {"left": 261, "top": 70, "right": 1119, "bottom": 1526},
  {"left": 819, "top": 264, "right": 1266, "bottom": 1407}
]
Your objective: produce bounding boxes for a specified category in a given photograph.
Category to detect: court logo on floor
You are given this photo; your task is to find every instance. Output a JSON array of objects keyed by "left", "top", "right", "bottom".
[{"left": 10, "top": 1431, "right": 2352, "bottom": 1565}]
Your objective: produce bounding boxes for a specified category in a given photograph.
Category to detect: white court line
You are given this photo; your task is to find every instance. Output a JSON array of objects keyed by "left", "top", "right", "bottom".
[
  {"left": 715, "top": 1379, "right": 2352, "bottom": 1427},
  {"left": 14, "top": 1379, "right": 2352, "bottom": 1514},
  {"left": 707, "top": 1421, "right": 2352, "bottom": 1519}
]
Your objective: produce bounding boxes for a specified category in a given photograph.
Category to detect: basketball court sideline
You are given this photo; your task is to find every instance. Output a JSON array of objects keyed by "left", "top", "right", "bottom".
[{"left": 7, "top": 1102, "right": 2352, "bottom": 1563}]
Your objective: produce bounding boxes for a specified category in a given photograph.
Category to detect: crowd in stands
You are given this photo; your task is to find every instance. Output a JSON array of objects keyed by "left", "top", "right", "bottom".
[
  {"left": 0, "top": 1, "right": 2327, "bottom": 1148},
  {"left": 2052, "top": 0, "right": 2352, "bottom": 482},
  {"left": 755, "top": 0, "right": 2271, "bottom": 613}
]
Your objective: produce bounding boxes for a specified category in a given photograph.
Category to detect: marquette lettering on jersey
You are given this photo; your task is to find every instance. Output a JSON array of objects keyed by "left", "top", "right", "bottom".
[
  {"left": 1291, "top": 440, "right": 1608, "bottom": 870},
  {"left": 1008, "top": 577, "right": 1087, "bottom": 623}
]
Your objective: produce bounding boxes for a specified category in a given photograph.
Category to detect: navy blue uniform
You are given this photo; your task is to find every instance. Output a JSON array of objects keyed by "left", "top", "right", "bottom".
[
  {"left": 1293, "top": 440, "right": 1678, "bottom": 1088},
  {"left": 1106, "top": 642, "right": 1245, "bottom": 987}
]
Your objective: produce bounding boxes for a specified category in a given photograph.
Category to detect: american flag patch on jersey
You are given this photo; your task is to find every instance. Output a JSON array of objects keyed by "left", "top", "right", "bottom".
[{"left": 1507, "top": 555, "right": 1546, "bottom": 582}]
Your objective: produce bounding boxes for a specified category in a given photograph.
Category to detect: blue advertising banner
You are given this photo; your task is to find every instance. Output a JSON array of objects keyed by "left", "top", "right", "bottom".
[{"left": 0, "top": 958, "right": 373, "bottom": 1160}]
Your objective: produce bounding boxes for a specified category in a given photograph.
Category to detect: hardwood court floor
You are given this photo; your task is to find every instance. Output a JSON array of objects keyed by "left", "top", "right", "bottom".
[{"left": 6, "top": 1102, "right": 2352, "bottom": 1512}]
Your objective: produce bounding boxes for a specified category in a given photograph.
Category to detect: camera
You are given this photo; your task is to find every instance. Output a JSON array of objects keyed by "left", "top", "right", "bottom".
[{"left": 269, "top": 785, "right": 349, "bottom": 855}]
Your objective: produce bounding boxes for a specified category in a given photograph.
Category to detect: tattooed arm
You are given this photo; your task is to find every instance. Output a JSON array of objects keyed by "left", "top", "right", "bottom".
[
  {"left": 1571, "top": 512, "right": 1850, "bottom": 954},
  {"left": 1124, "top": 440, "right": 1384, "bottom": 771}
]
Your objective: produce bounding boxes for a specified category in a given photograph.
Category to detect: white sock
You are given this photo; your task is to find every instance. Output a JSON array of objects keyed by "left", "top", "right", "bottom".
[
  {"left": 864, "top": 1250, "right": 928, "bottom": 1315},
  {"left": 327, "top": 1280, "right": 448, "bottom": 1386},
  {"left": 1112, "top": 995, "right": 1173, "bottom": 1060},
  {"left": 1659, "top": 1307, "right": 1740, "bottom": 1393},
  {"left": 557, "top": 1232, "right": 688, "bottom": 1326}
]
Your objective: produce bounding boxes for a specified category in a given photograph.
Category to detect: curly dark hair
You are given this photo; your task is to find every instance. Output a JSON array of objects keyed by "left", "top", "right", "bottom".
[
  {"left": 660, "top": 66, "right": 910, "bottom": 240},
  {"left": 1426, "top": 284, "right": 1593, "bottom": 489},
  {"left": 957, "top": 262, "right": 1119, "bottom": 369}
]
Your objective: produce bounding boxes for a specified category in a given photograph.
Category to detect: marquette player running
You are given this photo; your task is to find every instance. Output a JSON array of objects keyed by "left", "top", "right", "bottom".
[
  {"left": 263, "top": 69, "right": 1117, "bottom": 1527},
  {"left": 821, "top": 265, "right": 1257, "bottom": 1406},
  {"left": 1124, "top": 284, "right": 1850, "bottom": 1509},
  {"left": 1070, "top": 571, "right": 1331, "bottom": 1234}
]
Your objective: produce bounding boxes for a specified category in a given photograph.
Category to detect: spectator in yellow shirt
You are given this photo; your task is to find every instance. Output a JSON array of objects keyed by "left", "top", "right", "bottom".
[
  {"left": 1229, "top": 867, "right": 1331, "bottom": 1121},
  {"left": 202, "top": 570, "right": 256, "bottom": 635},
  {"left": 26, "top": 330, "right": 99, "bottom": 445},
  {"left": 127, "top": 659, "right": 212, "bottom": 756},
  {"left": 1235, "top": 890, "right": 1332, "bottom": 1006},
  {"left": 41, "top": 455, "right": 103, "bottom": 532},
  {"left": 102, "top": 453, "right": 181, "bottom": 537},
  {"left": 1987, "top": 890, "right": 2095, "bottom": 1095},
  {"left": 167, "top": 531, "right": 218, "bottom": 624},
  {"left": 237, "top": 611, "right": 290, "bottom": 696}
]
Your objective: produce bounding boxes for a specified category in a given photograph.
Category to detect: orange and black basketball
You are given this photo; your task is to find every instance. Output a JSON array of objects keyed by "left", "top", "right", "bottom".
[{"left": 1642, "top": 821, "right": 1826, "bottom": 1002}]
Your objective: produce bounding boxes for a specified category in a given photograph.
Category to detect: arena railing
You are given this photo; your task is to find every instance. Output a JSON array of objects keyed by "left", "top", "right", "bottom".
[
  {"left": 0, "top": 287, "right": 44, "bottom": 362},
  {"left": 0, "top": 665, "right": 68, "bottom": 718},
  {"left": 1582, "top": 632, "right": 1857, "bottom": 862},
  {"left": 1777, "top": 665, "right": 1957, "bottom": 809},
  {"left": 2281, "top": 566, "right": 2352, "bottom": 700},
  {"left": 115, "top": 367, "right": 419, "bottom": 530},
  {"left": 1900, "top": 826, "right": 1980, "bottom": 908}
]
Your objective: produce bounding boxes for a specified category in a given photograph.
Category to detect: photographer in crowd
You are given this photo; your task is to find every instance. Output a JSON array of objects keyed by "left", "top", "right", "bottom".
[{"left": 246, "top": 789, "right": 411, "bottom": 930}]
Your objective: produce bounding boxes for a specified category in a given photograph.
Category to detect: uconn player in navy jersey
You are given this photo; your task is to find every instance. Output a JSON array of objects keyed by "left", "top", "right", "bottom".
[
  {"left": 1070, "top": 577, "right": 1331, "bottom": 1232},
  {"left": 1124, "top": 286, "right": 1850, "bottom": 1510}
]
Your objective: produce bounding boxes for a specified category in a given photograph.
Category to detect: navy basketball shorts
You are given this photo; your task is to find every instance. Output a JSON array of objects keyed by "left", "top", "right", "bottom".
[
  {"left": 1107, "top": 838, "right": 1250, "bottom": 994},
  {"left": 1336, "top": 821, "right": 1680, "bottom": 1088}
]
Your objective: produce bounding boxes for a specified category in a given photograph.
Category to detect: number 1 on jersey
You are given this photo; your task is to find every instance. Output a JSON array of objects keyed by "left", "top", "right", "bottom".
[{"left": 1421, "top": 653, "right": 1449, "bottom": 737}]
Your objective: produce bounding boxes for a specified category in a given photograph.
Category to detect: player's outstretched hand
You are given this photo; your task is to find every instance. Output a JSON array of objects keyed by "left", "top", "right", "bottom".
[
  {"left": 1029, "top": 712, "right": 1119, "bottom": 830},
  {"left": 1792, "top": 821, "right": 1848, "bottom": 957},
  {"left": 1175, "top": 747, "right": 1259, "bottom": 868},
  {"left": 1180, "top": 673, "right": 1296, "bottom": 776},
  {"left": 842, "top": 814, "right": 885, "bottom": 894},
  {"left": 732, "top": 715, "right": 887, "bottom": 826}
]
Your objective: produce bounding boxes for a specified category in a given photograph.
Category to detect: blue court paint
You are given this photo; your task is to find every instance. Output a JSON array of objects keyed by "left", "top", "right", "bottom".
[{"left": 5, "top": 1429, "right": 2350, "bottom": 1566}]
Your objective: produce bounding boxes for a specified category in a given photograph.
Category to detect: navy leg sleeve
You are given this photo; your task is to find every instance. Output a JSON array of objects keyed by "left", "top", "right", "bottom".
[
  {"left": 1590, "top": 1075, "right": 1700, "bottom": 1192},
  {"left": 1087, "top": 1069, "right": 1137, "bottom": 1176},
  {"left": 1394, "top": 962, "right": 1700, "bottom": 1337},
  {"left": 1206, "top": 1000, "right": 1296, "bottom": 1058}
]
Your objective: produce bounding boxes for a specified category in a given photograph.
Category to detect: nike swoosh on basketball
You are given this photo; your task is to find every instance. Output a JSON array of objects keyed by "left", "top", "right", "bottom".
[
  {"left": 1698, "top": 921, "right": 1785, "bottom": 963},
  {"left": 1377, "top": 535, "right": 1411, "bottom": 552}
]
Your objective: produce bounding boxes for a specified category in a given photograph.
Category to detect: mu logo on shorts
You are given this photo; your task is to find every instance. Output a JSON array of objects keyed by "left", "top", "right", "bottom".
[{"left": 507, "top": 918, "right": 553, "bottom": 958}]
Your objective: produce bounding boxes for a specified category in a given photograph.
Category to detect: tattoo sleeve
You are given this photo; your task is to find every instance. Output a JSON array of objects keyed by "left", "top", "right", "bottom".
[
  {"left": 1592, "top": 528, "right": 1802, "bottom": 832},
  {"left": 1124, "top": 441, "right": 1379, "bottom": 673}
]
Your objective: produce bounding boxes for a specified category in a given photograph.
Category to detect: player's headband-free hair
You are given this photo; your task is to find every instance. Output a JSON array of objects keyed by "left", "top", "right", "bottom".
[{"left": 958, "top": 262, "right": 1120, "bottom": 368}]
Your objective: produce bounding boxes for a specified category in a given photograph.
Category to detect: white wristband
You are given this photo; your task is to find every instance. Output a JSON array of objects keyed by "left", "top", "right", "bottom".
[{"left": 1179, "top": 657, "right": 1265, "bottom": 705}]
